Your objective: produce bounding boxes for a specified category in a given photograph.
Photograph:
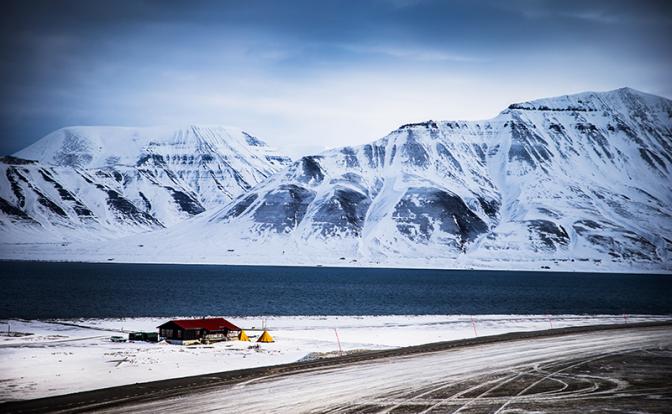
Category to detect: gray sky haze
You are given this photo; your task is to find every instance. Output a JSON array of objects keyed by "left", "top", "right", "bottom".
[{"left": 1, "top": 0, "right": 671, "bottom": 158}]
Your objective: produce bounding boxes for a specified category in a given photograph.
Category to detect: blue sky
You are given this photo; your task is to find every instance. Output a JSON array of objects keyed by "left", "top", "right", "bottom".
[{"left": 1, "top": 0, "right": 671, "bottom": 157}]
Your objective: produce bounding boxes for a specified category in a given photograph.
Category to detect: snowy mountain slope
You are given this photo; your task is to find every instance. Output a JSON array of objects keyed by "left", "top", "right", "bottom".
[
  {"left": 100, "top": 87, "right": 671, "bottom": 271},
  {"left": 0, "top": 125, "right": 290, "bottom": 242}
]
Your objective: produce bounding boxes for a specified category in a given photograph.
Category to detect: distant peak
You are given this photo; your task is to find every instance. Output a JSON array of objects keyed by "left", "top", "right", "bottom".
[
  {"left": 242, "top": 131, "right": 268, "bottom": 147},
  {"left": 0, "top": 155, "right": 38, "bottom": 165},
  {"left": 504, "top": 87, "right": 669, "bottom": 114},
  {"left": 184, "top": 124, "right": 241, "bottom": 131},
  {"left": 608, "top": 87, "right": 670, "bottom": 102},
  {"left": 613, "top": 86, "right": 649, "bottom": 95},
  {"left": 398, "top": 120, "right": 439, "bottom": 130},
  {"left": 14, "top": 123, "right": 287, "bottom": 169}
]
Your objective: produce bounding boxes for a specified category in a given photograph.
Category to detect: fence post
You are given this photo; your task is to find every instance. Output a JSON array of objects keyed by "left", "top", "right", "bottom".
[{"left": 334, "top": 328, "right": 343, "bottom": 356}]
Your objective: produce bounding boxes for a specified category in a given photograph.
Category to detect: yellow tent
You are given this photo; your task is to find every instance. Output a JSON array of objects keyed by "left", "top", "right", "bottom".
[
  {"left": 238, "top": 330, "right": 250, "bottom": 341},
  {"left": 257, "top": 330, "right": 274, "bottom": 343}
]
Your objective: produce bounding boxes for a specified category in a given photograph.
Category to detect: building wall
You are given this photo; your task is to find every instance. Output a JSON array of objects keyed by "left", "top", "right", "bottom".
[{"left": 159, "top": 323, "right": 238, "bottom": 342}]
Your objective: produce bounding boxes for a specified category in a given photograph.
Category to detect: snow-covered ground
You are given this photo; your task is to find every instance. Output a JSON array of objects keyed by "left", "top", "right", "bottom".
[
  {"left": 0, "top": 314, "right": 669, "bottom": 402},
  {"left": 2, "top": 246, "right": 671, "bottom": 274}
]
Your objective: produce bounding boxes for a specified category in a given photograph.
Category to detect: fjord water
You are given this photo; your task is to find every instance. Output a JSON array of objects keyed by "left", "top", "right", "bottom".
[{"left": 1, "top": 261, "right": 670, "bottom": 318}]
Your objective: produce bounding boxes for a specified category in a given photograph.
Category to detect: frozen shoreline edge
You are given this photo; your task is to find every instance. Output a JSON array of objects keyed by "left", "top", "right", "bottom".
[{"left": 1, "top": 256, "right": 670, "bottom": 275}]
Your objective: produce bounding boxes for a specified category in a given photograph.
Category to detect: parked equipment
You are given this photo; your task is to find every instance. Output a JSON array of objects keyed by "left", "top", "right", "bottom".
[{"left": 129, "top": 332, "right": 159, "bottom": 342}]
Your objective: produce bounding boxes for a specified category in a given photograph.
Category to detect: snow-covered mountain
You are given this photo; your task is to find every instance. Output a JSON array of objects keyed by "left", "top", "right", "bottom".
[
  {"left": 0, "top": 125, "right": 290, "bottom": 242},
  {"left": 94, "top": 87, "right": 671, "bottom": 271},
  {"left": 2, "top": 88, "right": 670, "bottom": 272}
]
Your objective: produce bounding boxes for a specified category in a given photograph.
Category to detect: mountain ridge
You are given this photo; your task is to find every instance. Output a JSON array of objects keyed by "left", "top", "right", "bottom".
[
  {"left": 2, "top": 88, "right": 671, "bottom": 272},
  {"left": 99, "top": 87, "right": 670, "bottom": 271},
  {"left": 0, "top": 125, "right": 291, "bottom": 242}
]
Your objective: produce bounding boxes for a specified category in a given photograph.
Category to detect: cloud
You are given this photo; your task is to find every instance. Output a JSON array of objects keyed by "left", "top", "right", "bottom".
[
  {"left": 340, "top": 44, "right": 485, "bottom": 63},
  {"left": 1, "top": 0, "right": 671, "bottom": 157},
  {"left": 507, "top": 0, "right": 672, "bottom": 25}
]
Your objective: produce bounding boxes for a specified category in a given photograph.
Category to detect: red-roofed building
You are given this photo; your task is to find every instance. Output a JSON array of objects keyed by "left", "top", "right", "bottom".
[{"left": 158, "top": 318, "right": 241, "bottom": 344}]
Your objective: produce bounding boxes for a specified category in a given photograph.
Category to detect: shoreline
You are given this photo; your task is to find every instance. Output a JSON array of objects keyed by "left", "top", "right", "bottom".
[{"left": 1, "top": 257, "right": 670, "bottom": 276}]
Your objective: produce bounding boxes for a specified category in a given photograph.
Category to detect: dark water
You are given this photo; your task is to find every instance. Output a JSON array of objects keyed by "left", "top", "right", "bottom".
[{"left": 1, "top": 261, "right": 670, "bottom": 318}]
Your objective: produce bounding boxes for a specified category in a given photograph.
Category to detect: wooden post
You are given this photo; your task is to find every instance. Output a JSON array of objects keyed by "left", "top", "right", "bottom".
[{"left": 334, "top": 328, "right": 343, "bottom": 356}]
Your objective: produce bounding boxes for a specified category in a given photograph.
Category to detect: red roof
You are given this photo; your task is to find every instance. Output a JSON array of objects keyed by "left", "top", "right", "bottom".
[{"left": 158, "top": 318, "right": 241, "bottom": 332}]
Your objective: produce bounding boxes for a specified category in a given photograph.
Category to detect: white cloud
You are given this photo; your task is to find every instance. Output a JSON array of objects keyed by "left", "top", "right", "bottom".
[
  {"left": 115, "top": 65, "right": 630, "bottom": 159},
  {"left": 341, "top": 44, "right": 484, "bottom": 63}
]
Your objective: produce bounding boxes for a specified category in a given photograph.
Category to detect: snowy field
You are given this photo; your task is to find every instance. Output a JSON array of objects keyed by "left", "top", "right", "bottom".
[
  {"left": 2, "top": 243, "right": 671, "bottom": 274},
  {"left": 0, "top": 314, "right": 669, "bottom": 402}
]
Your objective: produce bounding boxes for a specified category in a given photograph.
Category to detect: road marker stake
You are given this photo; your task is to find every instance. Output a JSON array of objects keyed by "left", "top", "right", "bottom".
[{"left": 334, "top": 328, "right": 343, "bottom": 356}]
